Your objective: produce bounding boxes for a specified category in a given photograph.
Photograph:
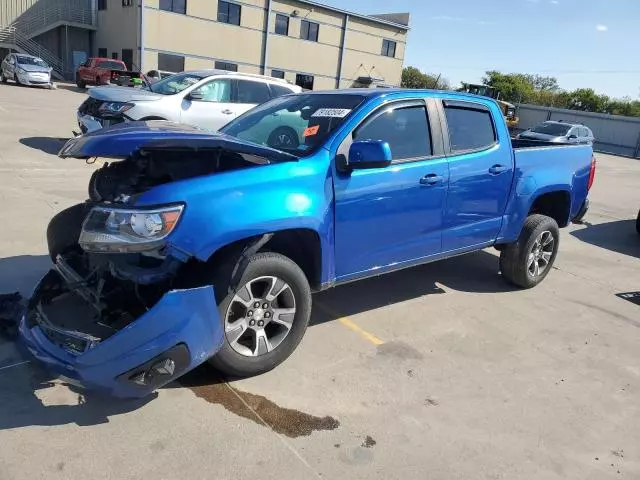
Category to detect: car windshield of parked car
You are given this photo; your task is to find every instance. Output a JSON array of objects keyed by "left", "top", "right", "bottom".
[
  {"left": 530, "top": 123, "right": 572, "bottom": 136},
  {"left": 16, "top": 56, "right": 48, "bottom": 68},
  {"left": 148, "top": 72, "right": 205, "bottom": 95},
  {"left": 97, "top": 60, "right": 126, "bottom": 71},
  {"left": 220, "top": 93, "right": 366, "bottom": 156}
]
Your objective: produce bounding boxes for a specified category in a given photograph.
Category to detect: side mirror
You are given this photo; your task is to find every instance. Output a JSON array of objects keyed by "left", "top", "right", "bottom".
[
  {"left": 567, "top": 134, "right": 578, "bottom": 140},
  {"left": 348, "top": 140, "right": 392, "bottom": 169},
  {"left": 188, "top": 90, "right": 204, "bottom": 101}
]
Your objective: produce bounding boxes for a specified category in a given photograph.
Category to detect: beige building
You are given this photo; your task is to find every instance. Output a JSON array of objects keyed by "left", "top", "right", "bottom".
[{"left": 95, "top": 0, "right": 409, "bottom": 90}]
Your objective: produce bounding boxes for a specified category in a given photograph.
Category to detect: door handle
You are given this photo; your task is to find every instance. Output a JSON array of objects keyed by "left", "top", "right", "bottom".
[
  {"left": 221, "top": 109, "right": 234, "bottom": 115},
  {"left": 489, "top": 164, "right": 508, "bottom": 175},
  {"left": 419, "top": 174, "right": 443, "bottom": 186}
]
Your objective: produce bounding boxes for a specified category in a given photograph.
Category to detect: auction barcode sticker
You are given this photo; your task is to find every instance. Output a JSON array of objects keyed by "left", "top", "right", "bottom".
[{"left": 311, "top": 108, "right": 352, "bottom": 118}]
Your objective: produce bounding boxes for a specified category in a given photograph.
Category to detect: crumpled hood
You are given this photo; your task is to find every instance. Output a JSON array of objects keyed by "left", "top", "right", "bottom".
[
  {"left": 58, "top": 120, "right": 299, "bottom": 162},
  {"left": 90, "top": 86, "right": 163, "bottom": 102},
  {"left": 17, "top": 63, "right": 51, "bottom": 74}
]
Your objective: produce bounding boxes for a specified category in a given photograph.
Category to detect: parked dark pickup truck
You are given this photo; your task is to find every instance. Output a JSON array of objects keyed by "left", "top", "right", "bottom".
[
  {"left": 22, "top": 89, "right": 596, "bottom": 397},
  {"left": 75, "top": 57, "right": 141, "bottom": 89}
]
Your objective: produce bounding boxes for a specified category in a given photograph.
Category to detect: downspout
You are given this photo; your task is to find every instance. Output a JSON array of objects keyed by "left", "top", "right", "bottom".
[
  {"left": 336, "top": 14, "right": 348, "bottom": 88},
  {"left": 262, "top": 0, "right": 272, "bottom": 75},
  {"left": 139, "top": 0, "right": 146, "bottom": 72}
]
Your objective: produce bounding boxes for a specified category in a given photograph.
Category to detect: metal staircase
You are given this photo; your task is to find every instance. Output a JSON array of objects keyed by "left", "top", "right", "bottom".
[{"left": 0, "top": 0, "right": 95, "bottom": 80}]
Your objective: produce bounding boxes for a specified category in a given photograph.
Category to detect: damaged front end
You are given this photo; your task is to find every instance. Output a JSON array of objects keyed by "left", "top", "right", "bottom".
[{"left": 21, "top": 250, "right": 223, "bottom": 398}]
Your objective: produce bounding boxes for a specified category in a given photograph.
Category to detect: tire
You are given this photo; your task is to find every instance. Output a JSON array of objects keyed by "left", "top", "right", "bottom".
[
  {"left": 208, "top": 252, "right": 312, "bottom": 377},
  {"left": 14, "top": 73, "right": 21, "bottom": 86},
  {"left": 500, "top": 214, "right": 560, "bottom": 289},
  {"left": 636, "top": 210, "right": 640, "bottom": 235},
  {"left": 46, "top": 203, "right": 92, "bottom": 262},
  {"left": 76, "top": 74, "right": 85, "bottom": 89},
  {"left": 1, "top": 71, "right": 6, "bottom": 83},
  {"left": 267, "top": 126, "right": 300, "bottom": 150}
]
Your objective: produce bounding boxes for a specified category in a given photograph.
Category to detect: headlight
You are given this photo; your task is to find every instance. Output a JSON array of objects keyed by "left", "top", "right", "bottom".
[
  {"left": 17, "top": 67, "right": 25, "bottom": 74},
  {"left": 98, "top": 101, "right": 134, "bottom": 116},
  {"left": 79, "top": 205, "right": 184, "bottom": 253}
]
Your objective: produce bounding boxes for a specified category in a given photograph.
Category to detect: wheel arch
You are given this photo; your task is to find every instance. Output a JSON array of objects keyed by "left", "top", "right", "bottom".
[{"left": 528, "top": 189, "right": 571, "bottom": 228}]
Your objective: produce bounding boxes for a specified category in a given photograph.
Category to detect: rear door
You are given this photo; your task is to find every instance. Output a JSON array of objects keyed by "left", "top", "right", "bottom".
[
  {"left": 440, "top": 99, "right": 514, "bottom": 252},
  {"left": 180, "top": 77, "right": 236, "bottom": 131},
  {"left": 333, "top": 99, "right": 450, "bottom": 280},
  {"left": 235, "top": 79, "right": 272, "bottom": 116}
]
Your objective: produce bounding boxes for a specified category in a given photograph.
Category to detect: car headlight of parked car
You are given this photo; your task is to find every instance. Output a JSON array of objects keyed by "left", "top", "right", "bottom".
[
  {"left": 79, "top": 205, "right": 184, "bottom": 253},
  {"left": 98, "top": 101, "right": 134, "bottom": 116},
  {"left": 16, "top": 67, "right": 26, "bottom": 75}
]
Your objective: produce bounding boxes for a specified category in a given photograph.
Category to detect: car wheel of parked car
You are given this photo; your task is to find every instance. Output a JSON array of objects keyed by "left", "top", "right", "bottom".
[
  {"left": 267, "top": 126, "right": 300, "bottom": 150},
  {"left": 636, "top": 210, "right": 640, "bottom": 235},
  {"left": 0, "top": 72, "right": 6, "bottom": 83},
  {"left": 75, "top": 74, "right": 85, "bottom": 89},
  {"left": 499, "top": 214, "right": 560, "bottom": 289},
  {"left": 14, "top": 73, "right": 21, "bottom": 86},
  {"left": 46, "top": 203, "right": 92, "bottom": 262},
  {"left": 208, "top": 251, "right": 312, "bottom": 377}
]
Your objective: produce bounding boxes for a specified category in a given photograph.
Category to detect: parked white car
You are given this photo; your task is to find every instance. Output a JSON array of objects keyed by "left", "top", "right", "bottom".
[
  {"left": 1, "top": 53, "right": 53, "bottom": 88},
  {"left": 76, "top": 70, "right": 301, "bottom": 133}
]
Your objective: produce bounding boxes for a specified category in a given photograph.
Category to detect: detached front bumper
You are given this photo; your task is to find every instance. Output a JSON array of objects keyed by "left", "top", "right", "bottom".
[
  {"left": 77, "top": 111, "right": 126, "bottom": 134},
  {"left": 19, "top": 268, "right": 224, "bottom": 398}
]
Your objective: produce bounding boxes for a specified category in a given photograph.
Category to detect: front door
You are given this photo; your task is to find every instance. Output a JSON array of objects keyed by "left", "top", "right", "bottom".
[
  {"left": 180, "top": 78, "right": 236, "bottom": 131},
  {"left": 440, "top": 100, "right": 514, "bottom": 251},
  {"left": 334, "top": 101, "right": 449, "bottom": 281}
]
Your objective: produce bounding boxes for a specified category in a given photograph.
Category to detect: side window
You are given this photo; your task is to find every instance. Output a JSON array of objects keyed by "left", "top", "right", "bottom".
[
  {"left": 354, "top": 105, "right": 432, "bottom": 161},
  {"left": 193, "top": 79, "right": 232, "bottom": 102},
  {"left": 269, "top": 84, "right": 294, "bottom": 98},
  {"left": 444, "top": 104, "right": 496, "bottom": 152},
  {"left": 236, "top": 80, "right": 271, "bottom": 104}
]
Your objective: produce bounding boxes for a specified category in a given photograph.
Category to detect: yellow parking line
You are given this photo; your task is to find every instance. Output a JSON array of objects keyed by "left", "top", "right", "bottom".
[{"left": 315, "top": 302, "right": 384, "bottom": 346}]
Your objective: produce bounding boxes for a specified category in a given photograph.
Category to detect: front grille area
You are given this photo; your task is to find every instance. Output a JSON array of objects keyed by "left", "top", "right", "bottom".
[{"left": 78, "top": 97, "right": 104, "bottom": 117}]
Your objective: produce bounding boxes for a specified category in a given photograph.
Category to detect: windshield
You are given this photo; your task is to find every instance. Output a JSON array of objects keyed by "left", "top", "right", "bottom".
[
  {"left": 148, "top": 72, "right": 205, "bottom": 95},
  {"left": 530, "top": 123, "right": 572, "bottom": 136},
  {"left": 97, "top": 60, "right": 125, "bottom": 71},
  {"left": 220, "top": 94, "right": 366, "bottom": 156},
  {"left": 16, "top": 56, "right": 48, "bottom": 68}
]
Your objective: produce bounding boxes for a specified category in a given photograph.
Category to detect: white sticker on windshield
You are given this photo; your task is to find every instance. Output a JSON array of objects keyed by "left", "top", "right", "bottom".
[{"left": 311, "top": 108, "right": 352, "bottom": 118}]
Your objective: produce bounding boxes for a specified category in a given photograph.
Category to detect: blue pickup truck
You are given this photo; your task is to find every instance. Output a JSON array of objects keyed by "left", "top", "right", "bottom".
[{"left": 21, "top": 89, "right": 596, "bottom": 397}]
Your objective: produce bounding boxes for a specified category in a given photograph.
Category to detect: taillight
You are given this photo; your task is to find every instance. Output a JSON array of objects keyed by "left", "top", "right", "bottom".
[{"left": 587, "top": 154, "right": 596, "bottom": 191}]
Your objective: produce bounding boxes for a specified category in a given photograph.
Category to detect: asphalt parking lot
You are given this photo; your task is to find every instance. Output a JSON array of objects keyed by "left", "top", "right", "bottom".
[{"left": 0, "top": 82, "right": 639, "bottom": 480}]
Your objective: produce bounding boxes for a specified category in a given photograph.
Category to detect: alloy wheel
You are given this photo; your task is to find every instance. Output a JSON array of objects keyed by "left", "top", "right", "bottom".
[
  {"left": 224, "top": 276, "right": 296, "bottom": 357},
  {"left": 527, "top": 230, "right": 554, "bottom": 277}
]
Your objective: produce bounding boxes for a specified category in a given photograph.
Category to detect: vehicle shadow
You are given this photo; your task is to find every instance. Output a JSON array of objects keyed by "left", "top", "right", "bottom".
[
  {"left": 0, "top": 249, "right": 511, "bottom": 429},
  {"left": 570, "top": 219, "right": 639, "bottom": 259},
  {"left": 311, "top": 249, "right": 511, "bottom": 325},
  {"left": 55, "top": 83, "right": 88, "bottom": 94},
  {"left": 19, "top": 137, "right": 70, "bottom": 156}
]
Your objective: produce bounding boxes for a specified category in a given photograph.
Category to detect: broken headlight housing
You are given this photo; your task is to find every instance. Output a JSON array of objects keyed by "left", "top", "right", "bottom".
[
  {"left": 79, "top": 205, "right": 184, "bottom": 253},
  {"left": 98, "top": 101, "right": 134, "bottom": 117}
]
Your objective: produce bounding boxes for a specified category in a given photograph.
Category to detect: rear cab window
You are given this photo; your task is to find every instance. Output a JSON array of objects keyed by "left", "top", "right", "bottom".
[{"left": 443, "top": 100, "right": 497, "bottom": 152}]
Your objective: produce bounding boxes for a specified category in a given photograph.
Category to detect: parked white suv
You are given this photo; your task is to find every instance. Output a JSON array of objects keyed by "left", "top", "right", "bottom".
[{"left": 76, "top": 70, "right": 301, "bottom": 133}]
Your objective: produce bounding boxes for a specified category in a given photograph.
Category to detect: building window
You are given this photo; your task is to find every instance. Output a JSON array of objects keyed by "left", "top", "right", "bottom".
[
  {"left": 98, "top": 0, "right": 107, "bottom": 10},
  {"left": 111, "top": 52, "right": 119, "bottom": 60},
  {"left": 122, "top": 49, "right": 133, "bottom": 70},
  {"left": 158, "top": 53, "right": 185, "bottom": 73},
  {"left": 274, "top": 14, "right": 289, "bottom": 35},
  {"left": 122, "top": 0, "right": 134, "bottom": 6},
  {"left": 300, "top": 20, "right": 319, "bottom": 42},
  {"left": 214, "top": 61, "right": 238, "bottom": 72},
  {"left": 271, "top": 69, "right": 285, "bottom": 79},
  {"left": 381, "top": 39, "right": 396, "bottom": 57},
  {"left": 159, "top": 0, "right": 186, "bottom": 14},
  {"left": 218, "top": 1, "right": 241, "bottom": 25},
  {"left": 98, "top": 47, "right": 107, "bottom": 58},
  {"left": 295, "top": 73, "right": 314, "bottom": 90}
]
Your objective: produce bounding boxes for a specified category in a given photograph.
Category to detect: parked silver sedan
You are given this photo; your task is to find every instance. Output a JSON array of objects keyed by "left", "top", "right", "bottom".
[
  {"left": 517, "top": 121, "right": 594, "bottom": 145},
  {"left": 1, "top": 53, "right": 53, "bottom": 88}
]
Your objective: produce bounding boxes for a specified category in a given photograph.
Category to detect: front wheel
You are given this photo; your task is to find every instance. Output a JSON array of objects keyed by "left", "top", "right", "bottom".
[
  {"left": 209, "top": 252, "right": 312, "bottom": 377},
  {"left": 500, "top": 214, "right": 560, "bottom": 289},
  {"left": 636, "top": 210, "right": 640, "bottom": 235},
  {"left": 14, "top": 73, "right": 21, "bottom": 86},
  {"left": 0, "top": 71, "right": 6, "bottom": 83},
  {"left": 76, "top": 74, "right": 85, "bottom": 89}
]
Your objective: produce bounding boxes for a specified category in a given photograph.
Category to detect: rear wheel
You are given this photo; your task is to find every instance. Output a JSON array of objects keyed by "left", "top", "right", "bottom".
[
  {"left": 208, "top": 252, "right": 312, "bottom": 377},
  {"left": 500, "top": 214, "right": 560, "bottom": 289}
]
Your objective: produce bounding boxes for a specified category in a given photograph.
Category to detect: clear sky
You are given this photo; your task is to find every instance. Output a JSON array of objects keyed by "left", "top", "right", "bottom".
[{"left": 320, "top": 0, "right": 640, "bottom": 99}]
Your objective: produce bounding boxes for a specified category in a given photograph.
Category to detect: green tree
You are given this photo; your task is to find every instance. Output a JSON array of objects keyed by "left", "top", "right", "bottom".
[
  {"left": 566, "top": 88, "right": 610, "bottom": 112},
  {"left": 401, "top": 67, "right": 450, "bottom": 90},
  {"left": 482, "top": 71, "right": 535, "bottom": 103}
]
